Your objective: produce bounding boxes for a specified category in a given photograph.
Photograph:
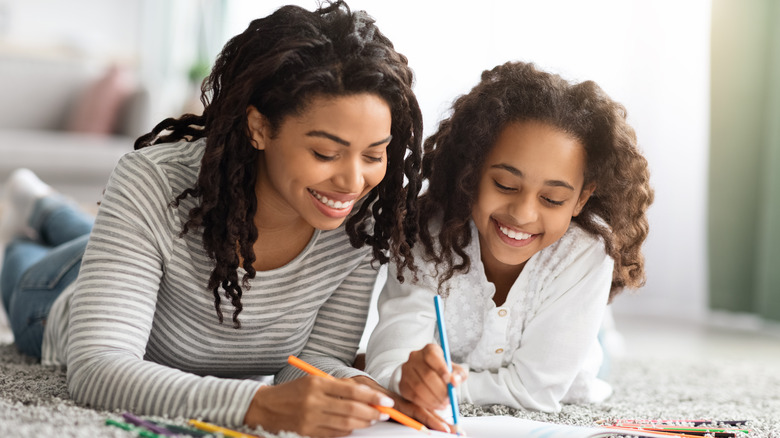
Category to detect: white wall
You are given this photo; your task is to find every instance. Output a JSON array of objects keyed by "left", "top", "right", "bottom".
[
  {"left": 2, "top": 0, "right": 712, "bottom": 323},
  {"left": 226, "top": 1, "right": 712, "bottom": 323},
  {"left": 0, "top": 0, "right": 224, "bottom": 130},
  {"left": 0, "top": 0, "right": 140, "bottom": 59}
]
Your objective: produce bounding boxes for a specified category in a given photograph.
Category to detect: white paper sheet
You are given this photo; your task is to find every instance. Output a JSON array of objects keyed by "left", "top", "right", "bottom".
[{"left": 349, "top": 416, "right": 672, "bottom": 438}]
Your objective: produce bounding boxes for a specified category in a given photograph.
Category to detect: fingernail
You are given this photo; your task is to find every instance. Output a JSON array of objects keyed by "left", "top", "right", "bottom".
[
  {"left": 379, "top": 413, "right": 390, "bottom": 421},
  {"left": 452, "top": 374, "right": 462, "bottom": 385},
  {"left": 378, "top": 396, "right": 394, "bottom": 407}
]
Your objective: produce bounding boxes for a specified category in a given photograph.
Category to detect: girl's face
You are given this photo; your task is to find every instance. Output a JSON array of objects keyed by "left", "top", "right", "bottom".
[
  {"left": 248, "top": 93, "right": 392, "bottom": 230},
  {"left": 472, "top": 120, "right": 594, "bottom": 272}
]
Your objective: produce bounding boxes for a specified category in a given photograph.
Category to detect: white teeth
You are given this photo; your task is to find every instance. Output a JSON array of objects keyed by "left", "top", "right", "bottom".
[
  {"left": 310, "top": 190, "right": 354, "bottom": 210},
  {"left": 499, "top": 225, "right": 532, "bottom": 240}
]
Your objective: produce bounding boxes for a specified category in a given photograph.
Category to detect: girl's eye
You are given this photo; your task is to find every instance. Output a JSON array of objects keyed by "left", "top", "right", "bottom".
[
  {"left": 542, "top": 197, "right": 565, "bottom": 206},
  {"left": 493, "top": 180, "right": 515, "bottom": 191},
  {"left": 364, "top": 155, "right": 384, "bottom": 163},
  {"left": 313, "top": 151, "right": 336, "bottom": 161}
]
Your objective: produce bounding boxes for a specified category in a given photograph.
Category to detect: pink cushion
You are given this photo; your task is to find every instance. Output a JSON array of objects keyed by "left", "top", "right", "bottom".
[{"left": 66, "top": 65, "right": 136, "bottom": 135}]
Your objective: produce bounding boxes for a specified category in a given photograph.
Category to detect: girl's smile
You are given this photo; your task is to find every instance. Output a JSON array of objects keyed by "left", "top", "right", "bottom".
[
  {"left": 493, "top": 218, "right": 538, "bottom": 247},
  {"left": 472, "top": 120, "right": 594, "bottom": 278}
]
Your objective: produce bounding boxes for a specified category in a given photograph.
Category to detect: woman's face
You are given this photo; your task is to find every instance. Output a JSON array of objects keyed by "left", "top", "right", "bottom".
[
  {"left": 248, "top": 93, "right": 392, "bottom": 230},
  {"left": 471, "top": 120, "right": 594, "bottom": 273}
]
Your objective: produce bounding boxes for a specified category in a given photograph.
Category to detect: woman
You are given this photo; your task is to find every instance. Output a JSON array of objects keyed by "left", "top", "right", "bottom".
[{"left": 0, "top": 2, "right": 444, "bottom": 436}]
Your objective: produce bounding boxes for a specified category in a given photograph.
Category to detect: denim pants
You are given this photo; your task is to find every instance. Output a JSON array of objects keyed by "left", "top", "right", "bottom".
[{"left": 1, "top": 196, "right": 93, "bottom": 358}]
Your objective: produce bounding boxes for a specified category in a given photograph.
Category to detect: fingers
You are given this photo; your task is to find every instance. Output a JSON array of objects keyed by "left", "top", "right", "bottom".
[
  {"left": 244, "top": 376, "right": 391, "bottom": 437},
  {"left": 420, "top": 344, "right": 451, "bottom": 378},
  {"left": 392, "top": 394, "right": 454, "bottom": 434},
  {"left": 299, "top": 380, "right": 379, "bottom": 434},
  {"left": 451, "top": 362, "right": 469, "bottom": 387},
  {"left": 332, "top": 376, "right": 396, "bottom": 410},
  {"left": 322, "top": 379, "right": 393, "bottom": 420},
  {"left": 311, "top": 379, "right": 395, "bottom": 436},
  {"left": 398, "top": 344, "right": 452, "bottom": 410}
]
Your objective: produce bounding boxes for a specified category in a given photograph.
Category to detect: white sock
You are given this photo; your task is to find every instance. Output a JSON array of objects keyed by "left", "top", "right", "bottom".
[{"left": 0, "top": 169, "right": 54, "bottom": 244}]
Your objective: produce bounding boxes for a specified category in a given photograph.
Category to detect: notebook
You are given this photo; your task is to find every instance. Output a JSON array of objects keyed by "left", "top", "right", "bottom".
[{"left": 349, "top": 415, "right": 675, "bottom": 438}]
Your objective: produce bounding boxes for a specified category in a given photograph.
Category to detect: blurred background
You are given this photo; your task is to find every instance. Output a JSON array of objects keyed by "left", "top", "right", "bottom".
[{"left": 0, "top": 0, "right": 778, "bottom": 345}]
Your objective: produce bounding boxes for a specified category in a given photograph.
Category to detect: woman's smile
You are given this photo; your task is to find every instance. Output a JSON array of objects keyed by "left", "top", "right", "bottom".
[
  {"left": 308, "top": 188, "right": 357, "bottom": 218},
  {"left": 249, "top": 93, "right": 392, "bottom": 230}
]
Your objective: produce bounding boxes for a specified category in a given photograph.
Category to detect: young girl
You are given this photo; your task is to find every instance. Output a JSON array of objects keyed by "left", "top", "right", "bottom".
[
  {"left": 0, "top": 2, "right": 450, "bottom": 436},
  {"left": 366, "top": 61, "right": 654, "bottom": 415}
]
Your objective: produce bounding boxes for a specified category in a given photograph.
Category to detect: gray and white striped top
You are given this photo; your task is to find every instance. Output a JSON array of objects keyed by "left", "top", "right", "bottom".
[{"left": 41, "top": 139, "right": 379, "bottom": 427}]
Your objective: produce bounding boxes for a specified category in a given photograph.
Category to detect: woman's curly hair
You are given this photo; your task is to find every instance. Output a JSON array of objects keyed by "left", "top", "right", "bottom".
[
  {"left": 419, "top": 61, "right": 653, "bottom": 302},
  {"left": 133, "top": 1, "right": 423, "bottom": 327}
]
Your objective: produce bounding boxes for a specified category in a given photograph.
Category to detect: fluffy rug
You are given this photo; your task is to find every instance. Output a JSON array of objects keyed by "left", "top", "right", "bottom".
[{"left": 0, "top": 342, "right": 778, "bottom": 437}]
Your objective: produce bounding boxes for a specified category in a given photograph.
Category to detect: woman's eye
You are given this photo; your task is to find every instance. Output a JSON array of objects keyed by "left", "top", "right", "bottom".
[
  {"left": 493, "top": 180, "right": 515, "bottom": 191},
  {"left": 542, "top": 197, "right": 565, "bottom": 206},
  {"left": 313, "top": 151, "right": 336, "bottom": 161},
  {"left": 364, "top": 155, "right": 384, "bottom": 163}
]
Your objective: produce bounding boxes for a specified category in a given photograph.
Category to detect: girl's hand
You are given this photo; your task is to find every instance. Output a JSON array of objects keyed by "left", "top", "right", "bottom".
[
  {"left": 398, "top": 343, "right": 468, "bottom": 411},
  {"left": 350, "top": 375, "right": 454, "bottom": 434},
  {"left": 243, "top": 375, "right": 394, "bottom": 437}
]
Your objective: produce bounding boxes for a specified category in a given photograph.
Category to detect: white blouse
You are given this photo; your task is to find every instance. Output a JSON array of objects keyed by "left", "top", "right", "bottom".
[{"left": 366, "top": 220, "right": 614, "bottom": 412}]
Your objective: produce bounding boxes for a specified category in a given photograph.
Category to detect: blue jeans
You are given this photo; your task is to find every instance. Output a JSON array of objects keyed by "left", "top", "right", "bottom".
[{"left": 1, "top": 196, "right": 93, "bottom": 358}]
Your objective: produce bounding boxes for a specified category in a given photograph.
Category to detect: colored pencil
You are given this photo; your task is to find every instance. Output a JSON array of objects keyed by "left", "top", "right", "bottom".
[
  {"left": 286, "top": 355, "right": 429, "bottom": 432},
  {"left": 122, "top": 412, "right": 177, "bottom": 437},
  {"left": 640, "top": 429, "right": 738, "bottom": 438},
  {"left": 188, "top": 419, "right": 260, "bottom": 438},
  {"left": 146, "top": 419, "right": 212, "bottom": 437},
  {"left": 434, "top": 295, "right": 462, "bottom": 436},
  {"left": 601, "top": 419, "right": 749, "bottom": 427},
  {"left": 106, "top": 418, "right": 165, "bottom": 438},
  {"left": 623, "top": 425, "right": 748, "bottom": 434},
  {"left": 600, "top": 418, "right": 751, "bottom": 437},
  {"left": 603, "top": 425, "right": 711, "bottom": 438}
]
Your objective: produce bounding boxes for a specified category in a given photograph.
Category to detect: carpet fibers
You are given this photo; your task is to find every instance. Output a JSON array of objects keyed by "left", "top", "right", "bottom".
[{"left": 0, "top": 342, "right": 778, "bottom": 437}]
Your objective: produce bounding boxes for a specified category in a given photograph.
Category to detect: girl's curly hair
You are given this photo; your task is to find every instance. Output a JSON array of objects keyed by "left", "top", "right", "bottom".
[
  {"left": 419, "top": 61, "right": 653, "bottom": 302},
  {"left": 133, "top": 1, "right": 423, "bottom": 327}
]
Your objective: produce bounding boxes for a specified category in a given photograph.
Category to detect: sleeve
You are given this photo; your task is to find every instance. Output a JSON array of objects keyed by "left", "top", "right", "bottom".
[
  {"left": 458, "top": 241, "right": 613, "bottom": 412},
  {"left": 66, "top": 152, "right": 263, "bottom": 427},
  {"left": 364, "top": 261, "right": 438, "bottom": 393},
  {"left": 275, "top": 250, "right": 380, "bottom": 383}
]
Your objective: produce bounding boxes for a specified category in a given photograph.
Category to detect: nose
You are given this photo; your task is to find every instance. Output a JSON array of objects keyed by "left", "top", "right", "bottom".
[
  {"left": 333, "top": 157, "right": 365, "bottom": 193},
  {"left": 509, "top": 192, "right": 538, "bottom": 225}
]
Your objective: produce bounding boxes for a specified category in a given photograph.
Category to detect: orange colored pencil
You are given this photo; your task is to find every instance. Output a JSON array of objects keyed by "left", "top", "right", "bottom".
[
  {"left": 287, "top": 355, "right": 428, "bottom": 432},
  {"left": 288, "top": 355, "right": 332, "bottom": 379},
  {"left": 603, "top": 425, "right": 707, "bottom": 438}
]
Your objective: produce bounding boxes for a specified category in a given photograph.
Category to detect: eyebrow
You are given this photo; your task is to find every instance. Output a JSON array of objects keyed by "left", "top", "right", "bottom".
[
  {"left": 306, "top": 130, "right": 392, "bottom": 147},
  {"left": 490, "top": 163, "right": 575, "bottom": 191}
]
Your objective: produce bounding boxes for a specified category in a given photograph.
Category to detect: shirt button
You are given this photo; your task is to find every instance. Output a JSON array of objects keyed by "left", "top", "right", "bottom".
[
  {"left": 498, "top": 309, "right": 508, "bottom": 317},
  {"left": 495, "top": 348, "right": 504, "bottom": 354}
]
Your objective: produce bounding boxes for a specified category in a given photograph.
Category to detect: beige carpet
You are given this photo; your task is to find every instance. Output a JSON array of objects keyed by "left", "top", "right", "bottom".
[{"left": 0, "top": 340, "right": 778, "bottom": 437}]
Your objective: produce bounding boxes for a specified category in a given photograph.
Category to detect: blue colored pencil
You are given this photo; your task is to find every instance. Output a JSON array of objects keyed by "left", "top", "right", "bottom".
[{"left": 434, "top": 295, "right": 461, "bottom": 435}]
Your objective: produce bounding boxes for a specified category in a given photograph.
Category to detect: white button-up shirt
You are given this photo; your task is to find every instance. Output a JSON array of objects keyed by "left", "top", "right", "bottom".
[{"left": 366, "top": 220, "right": 614, "bottom": 412}]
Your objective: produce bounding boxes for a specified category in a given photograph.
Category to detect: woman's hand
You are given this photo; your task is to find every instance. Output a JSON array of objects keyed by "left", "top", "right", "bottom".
[
  {"left": 398, "top": 343, "right": 468, "bottom": 411},
  {"left": 350, "top": 375, "right": 454, "bottom": 434},
  {"left": 243, "top": 375, "right": 394, "bottom": 437}
]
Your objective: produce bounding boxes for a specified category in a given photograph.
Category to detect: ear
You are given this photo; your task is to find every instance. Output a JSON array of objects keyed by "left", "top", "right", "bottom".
[
  {"left": 246, "top": 105, "right": 272, "bottom": 151},
  {"left": 573, "top": 183, "right": 596, "bottom": 217}
]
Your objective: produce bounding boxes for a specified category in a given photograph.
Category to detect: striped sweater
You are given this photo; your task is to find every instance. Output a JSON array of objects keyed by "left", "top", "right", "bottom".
[{"left": 41, "top": 139, "right": 379, "bottom": 426}]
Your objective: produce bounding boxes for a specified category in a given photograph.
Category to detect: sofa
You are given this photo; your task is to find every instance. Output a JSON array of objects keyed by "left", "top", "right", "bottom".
[{"left": 0, "top": 50, "right": 149, "bottom": 207}]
